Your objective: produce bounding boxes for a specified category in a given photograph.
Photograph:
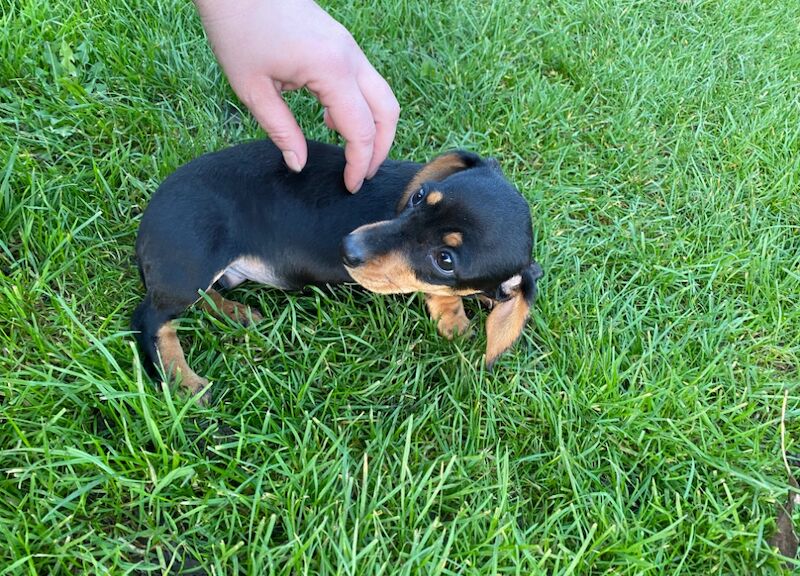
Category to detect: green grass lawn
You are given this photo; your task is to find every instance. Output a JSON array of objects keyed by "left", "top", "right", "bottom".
[{"left": 2, "top": 0, "right": 799, "bottom": 573}]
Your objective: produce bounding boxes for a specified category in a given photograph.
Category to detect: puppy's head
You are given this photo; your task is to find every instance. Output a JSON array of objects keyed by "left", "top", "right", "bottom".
[{"left": 342, "top": 150, "right": 543, "bottom": 367}]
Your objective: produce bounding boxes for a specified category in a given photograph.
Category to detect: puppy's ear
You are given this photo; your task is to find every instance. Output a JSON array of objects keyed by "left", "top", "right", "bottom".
[
  {"left": 485, "top": 262, "right": 543, "bottom": 370},
  {"left": 423, "top": 150, "right": 482, "bottom": 177},
  {"left": 397, "top": 151, "right": 481, "bottom": 211}
]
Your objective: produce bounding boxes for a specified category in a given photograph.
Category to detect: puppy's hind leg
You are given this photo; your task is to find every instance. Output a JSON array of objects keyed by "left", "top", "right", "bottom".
[
  {"left": 131, "top": 293, "right": 210, "bottom": 404},
  {"left": 197, "top": 288, "right": 263, "bottom": 326},
  {"left": 155, "top": 322, "right": 211, "bottom": 403}
]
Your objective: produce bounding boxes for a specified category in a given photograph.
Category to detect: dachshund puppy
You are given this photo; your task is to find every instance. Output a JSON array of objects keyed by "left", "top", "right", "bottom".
[{"left": 133, "top": 139, "right": 542, "bottom": 401}]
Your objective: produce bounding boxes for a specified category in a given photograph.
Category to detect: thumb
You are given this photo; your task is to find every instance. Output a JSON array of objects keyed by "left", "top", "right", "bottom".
[{"left": 239, "top": 79, "right": 308, "bottom": 172}]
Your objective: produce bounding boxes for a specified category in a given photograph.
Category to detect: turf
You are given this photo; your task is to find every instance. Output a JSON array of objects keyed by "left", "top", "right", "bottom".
[{"left": 1, "top": 0, "right": 799, "bottom": 573}]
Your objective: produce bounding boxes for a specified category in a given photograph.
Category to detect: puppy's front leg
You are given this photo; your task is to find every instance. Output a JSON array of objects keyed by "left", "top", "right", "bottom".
[{"left": 425, "top": 294, "right": 471, "bottom": 339}]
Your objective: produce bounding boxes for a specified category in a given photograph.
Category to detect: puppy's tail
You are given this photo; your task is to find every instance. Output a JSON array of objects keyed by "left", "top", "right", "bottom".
[{"left": 131, "top": 293, "right": 166, "bottom": 379}]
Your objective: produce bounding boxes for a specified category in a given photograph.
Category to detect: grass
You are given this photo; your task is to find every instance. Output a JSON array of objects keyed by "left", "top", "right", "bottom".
[{"left": 1, "top": 0, "right": 799, "bottom": 573}]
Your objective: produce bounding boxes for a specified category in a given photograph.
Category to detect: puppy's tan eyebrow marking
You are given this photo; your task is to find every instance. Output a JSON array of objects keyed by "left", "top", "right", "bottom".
[
  {"left": 443, "top": 232, "right": 463, "bottom": 247},
  {"left": 397, "top": 153, "right": 469, "bottom": 212},
  {"left": 426, "top": 191, "right": 443, "bottom": 205}
]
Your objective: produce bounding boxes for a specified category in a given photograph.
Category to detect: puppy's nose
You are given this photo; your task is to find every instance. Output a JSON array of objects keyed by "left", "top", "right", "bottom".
[{"left": 341, "top": 234, "right": 367, "bottom": 267}]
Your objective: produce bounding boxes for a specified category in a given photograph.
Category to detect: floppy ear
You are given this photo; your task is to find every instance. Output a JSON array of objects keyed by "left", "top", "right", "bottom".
[
  {"left": 397, "top": 150, "right": 481, "bottom": 211},
  {"left": 485, "top": 262, "right": 543, "bottom": 370}
]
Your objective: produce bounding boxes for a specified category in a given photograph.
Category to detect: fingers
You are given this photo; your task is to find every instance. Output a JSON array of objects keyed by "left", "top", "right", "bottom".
[
  {"left": 358, "top": 68, "right": 400, "bottom": 179},
  {"left": 238, "top": 68, "right": 397, "bottom": 189},
  {"left": 325, "top": 70, "right": 399, "bottom": 185},
  {"left": 323, "top": 108, "right": 336, "bottom": 131},
  {"left": 200, "top": 0, "right": 399, "bottom": 190},
  {"left": 238, "top": 78, "right": 308, "bottom": 172},
  {"left": 322, "top": 82, "right": 376, "bottom": 192},
  {"left": 321, "top": 70, "right": 399, "bottom": 192}
]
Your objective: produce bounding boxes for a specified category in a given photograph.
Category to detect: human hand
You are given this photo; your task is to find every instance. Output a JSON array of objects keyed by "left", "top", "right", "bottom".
[{"left": 195, "top": 0, "right": 400, "bottom": 192}]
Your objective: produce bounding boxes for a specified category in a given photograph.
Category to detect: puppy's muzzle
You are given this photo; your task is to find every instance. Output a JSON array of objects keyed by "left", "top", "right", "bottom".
[
  {"left": 341, "top": 233, "right": 367, "bottom": 267},
  {"left": 341, "top": 219, "right": 401, "bottom": 268}
]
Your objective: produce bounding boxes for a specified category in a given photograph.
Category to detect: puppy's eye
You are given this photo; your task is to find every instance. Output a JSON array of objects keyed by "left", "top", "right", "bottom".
[
  {"left": 410, "top": 187, "right": 426, "bottom": 207},
  {"left": 434, "top": 250, "right": 455, "bottom": 274}
]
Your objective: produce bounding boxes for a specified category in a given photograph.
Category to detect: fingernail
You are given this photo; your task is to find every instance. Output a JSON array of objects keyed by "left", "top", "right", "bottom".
[
  {"left": 283, "top": 151, "right": 301, "bottom": 172},
  {"left": 350, "top": 178, "right": 364, "bottom": 193}
]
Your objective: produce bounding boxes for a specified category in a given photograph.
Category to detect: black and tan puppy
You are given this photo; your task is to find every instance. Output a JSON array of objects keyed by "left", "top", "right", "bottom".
[{"left": 132, "top": 139, "right": 542, "bottom": 400}]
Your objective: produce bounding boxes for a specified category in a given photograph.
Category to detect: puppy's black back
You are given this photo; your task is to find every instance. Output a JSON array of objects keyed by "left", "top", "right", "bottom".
[{"left": 136, "top": 140, "right": 419, "bottom": 291}]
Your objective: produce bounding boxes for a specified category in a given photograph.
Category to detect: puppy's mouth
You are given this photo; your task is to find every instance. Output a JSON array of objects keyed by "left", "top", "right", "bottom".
[
  {"left": 341, "top": 230, "right": 418, "bottom": 293},
  {"left": 343, "top": 253, "right": 420, "bottom": 294},
  {"left": 344, "top": 256, "right": 481, "bottom": 298},
  {"left": 341, "top": 234, "right": 482, "bottom": 296}
]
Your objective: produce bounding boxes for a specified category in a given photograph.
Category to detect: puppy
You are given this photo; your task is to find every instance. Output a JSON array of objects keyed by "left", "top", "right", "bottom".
[{"left": 132, "top": 139, "right": 542, "bottom": 400}]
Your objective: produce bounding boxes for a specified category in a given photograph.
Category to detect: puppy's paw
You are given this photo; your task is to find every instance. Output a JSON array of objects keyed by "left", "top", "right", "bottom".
[
  {"left": 224, "top": 301, "right": 263, "bottom": 326},
  {"left": 477, "top": 294, "right": 495, "bottom": 309},
  {"left": 197, "top": 386, "right": 213, "bottom": 406},
  {"left": 180, "top": 373, "right": 211, "bottom": 406},
  {"left": 426, "top": 294, "right": 471, "bottom": 340},
  {"left": 240, "top": 306, "right": 264, "bottom": 327},
  {"left": 437, "top": 313, "right": 472, "bottom": 339},
  {"left": 199, "top": 291, "right": 263, "bottom": 326}
]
